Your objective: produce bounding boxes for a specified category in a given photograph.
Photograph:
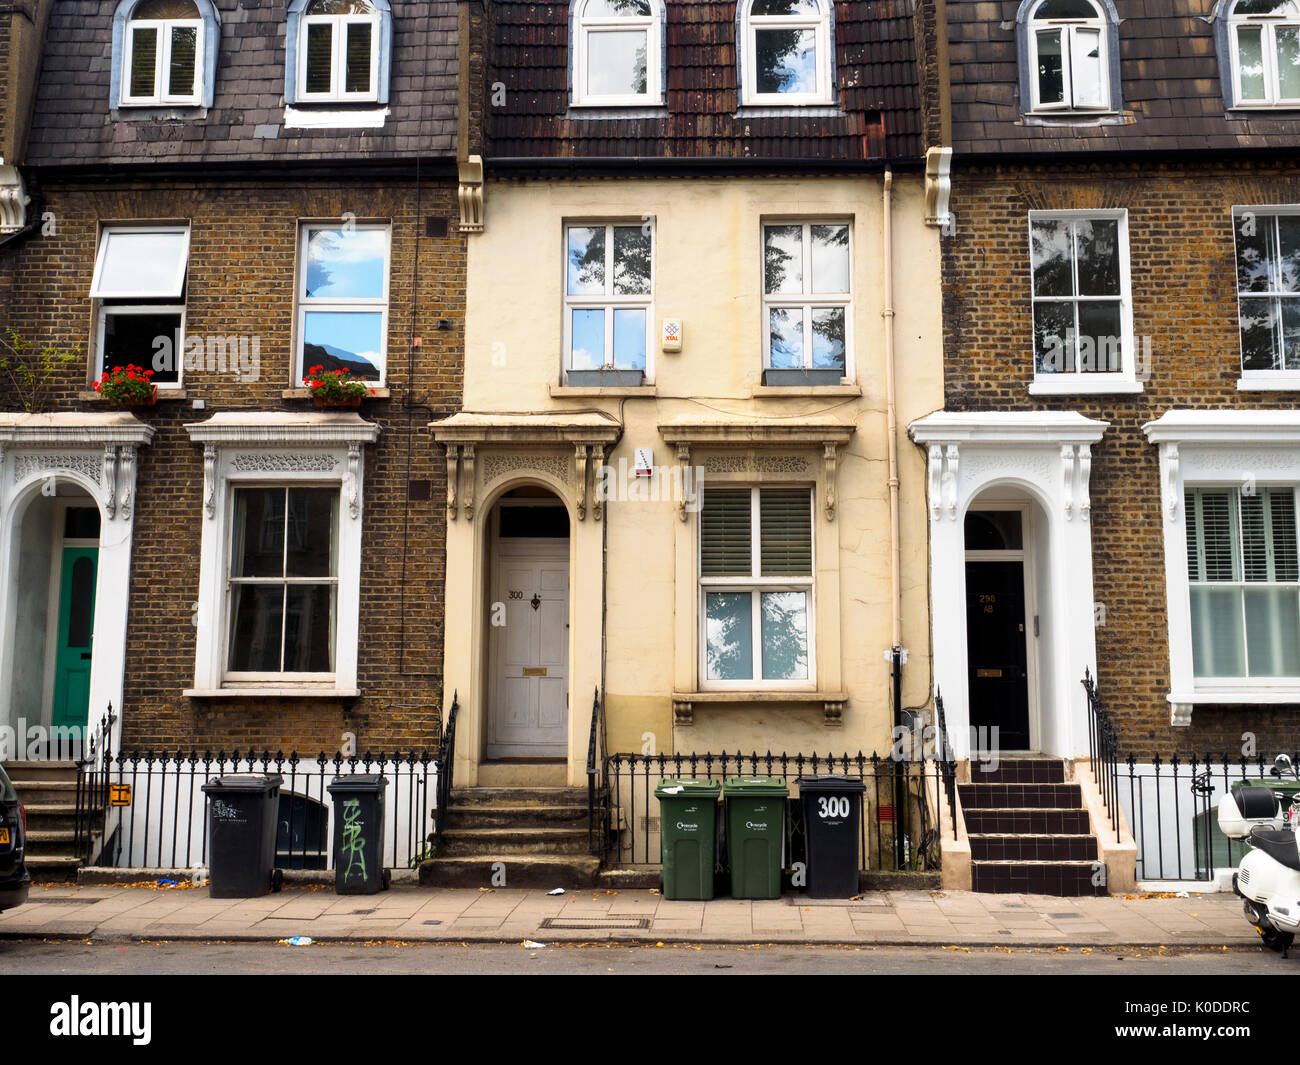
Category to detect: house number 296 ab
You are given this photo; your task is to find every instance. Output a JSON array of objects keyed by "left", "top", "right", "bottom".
[{"left": 817, "top": 796, "right": 851, "bottom": 818}]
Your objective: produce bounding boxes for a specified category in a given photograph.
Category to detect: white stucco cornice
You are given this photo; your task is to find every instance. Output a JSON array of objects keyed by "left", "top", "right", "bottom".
[
  {"left": 0, "top": 411, "right": 156, "bottom": 447},
  {"left": 1143, "top": 409, "right": 1300, "bottom": 445},
  {"left": 184, "top": 411, "right": 381, "bottom": 446},
  {"left": 428, "top": 410, "right": 622, "bottom": 446},
  {"left": 908, "top": 410, "right": 1109, "bottom": 446}
]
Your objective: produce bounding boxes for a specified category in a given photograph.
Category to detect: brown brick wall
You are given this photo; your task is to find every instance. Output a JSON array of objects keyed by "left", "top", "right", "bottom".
[
  {"left": 0, "top": 174, "right": 464, "bottom": 755},
  {"left": 942, "top": 158, "right": 1300, "bottom": 758}
]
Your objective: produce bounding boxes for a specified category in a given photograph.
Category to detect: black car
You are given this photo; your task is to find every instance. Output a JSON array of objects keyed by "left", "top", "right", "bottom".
[{"left": 0, "top": 764, "right": 29, "bottom": 912}]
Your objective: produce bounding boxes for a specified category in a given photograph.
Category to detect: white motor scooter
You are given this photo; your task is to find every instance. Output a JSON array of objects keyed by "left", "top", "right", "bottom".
[{"left": 1217, "top": 754, "right": 1300, "bottom": 955}]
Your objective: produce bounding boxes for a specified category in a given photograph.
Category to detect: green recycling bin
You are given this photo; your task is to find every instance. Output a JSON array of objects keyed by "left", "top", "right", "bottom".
[
  {"left": 655, "top": 778, "right": 721, "bottom": 900},
  {"left": 724, "top": 776, "right": 789, "bottom": 899}
]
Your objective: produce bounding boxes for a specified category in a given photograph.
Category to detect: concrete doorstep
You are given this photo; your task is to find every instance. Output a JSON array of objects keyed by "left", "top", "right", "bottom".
[{"left": 0, "top": 882, "right": 1268, "bottom": 950}]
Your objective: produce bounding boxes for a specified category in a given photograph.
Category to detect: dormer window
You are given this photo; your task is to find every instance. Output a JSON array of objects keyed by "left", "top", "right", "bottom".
[
  {"left": 297, "top": 0, "right": 381, "bottom": 102},
  {"left": 739, "top": 0, "right": 833, "bottom": 106},
  {"left": 1024, "top": 0, "right": 1111, "bottom": 112},
  {"left": 1226, "top": 0, "right": 1300, "bottom": 107},
  {"left": 571, "top": 0, "right": 663, "bottom": 107},
  {"left": 113, "top": 0, "right": 218, "bottom": 108}
]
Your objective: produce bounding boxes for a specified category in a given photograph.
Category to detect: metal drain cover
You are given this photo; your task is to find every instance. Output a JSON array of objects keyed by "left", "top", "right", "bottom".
[{"left": 539, "top": 916, "right": 651, "bottom": 930}]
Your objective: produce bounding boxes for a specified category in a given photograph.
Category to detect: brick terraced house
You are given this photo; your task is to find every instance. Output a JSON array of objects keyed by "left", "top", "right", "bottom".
[
  {"left": 0, "top": 0, "right": 479, "bottom": 875},
  {"left": 914, "top": 0, "right": 1300, "bottom": 892}
]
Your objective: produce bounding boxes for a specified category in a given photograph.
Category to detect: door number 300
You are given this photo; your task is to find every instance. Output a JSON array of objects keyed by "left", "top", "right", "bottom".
[{"left": 817, "top": 796, "right": 851, "bottom": 818}]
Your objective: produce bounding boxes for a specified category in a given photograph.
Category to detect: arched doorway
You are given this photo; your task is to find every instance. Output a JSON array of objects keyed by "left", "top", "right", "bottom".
[
  {"left": 484, "top": 486, "right": 571, "bottom": 761},
  {"left": 4, "top": 484, "right": 102, "bottom": 759}
]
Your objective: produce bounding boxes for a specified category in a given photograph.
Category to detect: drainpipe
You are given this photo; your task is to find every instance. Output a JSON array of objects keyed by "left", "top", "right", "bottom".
[{"left": 883, "top": 167, "right": 907, "bottom": 869}]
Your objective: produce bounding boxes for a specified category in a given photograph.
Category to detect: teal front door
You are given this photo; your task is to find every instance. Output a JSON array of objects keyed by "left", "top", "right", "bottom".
[{"left": 51, "top": 546, "right": 98, "bottom": 730}]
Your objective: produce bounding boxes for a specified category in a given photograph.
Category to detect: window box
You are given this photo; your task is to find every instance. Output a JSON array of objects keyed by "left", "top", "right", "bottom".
[
  {"left": 565, "top": 368, "right": 645, "bottom": 388},
  {"left": 762, "top": 368, "right": 843, "bottom": 387}
]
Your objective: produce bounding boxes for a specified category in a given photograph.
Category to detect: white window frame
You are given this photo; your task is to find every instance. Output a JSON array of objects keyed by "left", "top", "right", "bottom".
[
  {"left": 95, "top": 304, "right": 187, "bottom": 390},
  {"left": 1027, "top": 208, "right": 1141, "bottom": 395},
  {"left": 1026, "top": 0, "right": 1110, "bottom": 113},
  {"left": 572, "top": 0, "right": 662, "bottom": 107},
  {"left": 760, "top": 219, "right": 853, "bottom": 380},
  {"left": 120, "top": 14, "right": 204, "bottom": 106},
  {"left": 697, "top": 484, "right": 817, "bottom": 691},
  {"left": 184, "top": 416, "right": 379, "bottom": 698},
  {"left": 740, "top": 0, "right": 833, "bottom": 107},
  {"left": 1228, "top": 0, "right": 1300, "bottom": 108},
  {"left": 1231, "top": 204, "right": 1300, "bottom": 389},
  {"left": 223, "top": 484, "right": 341, "bottom": 683},
  {"left": 1146, "top": 412, "right": 1300, "bottom": 719},
  {"left": 561, "top": 221, "right": 655, "bottom": 381},
  {"left": 297, "top": 6, "right": 382, "bottom": 103},
  {"left": 90, "top": 224, "right": 191, "bottom": 391},
  {"left": 1185, "top": 484, "right": 1300, "bottom": 685},
  {"left": 294, "top": 221, "right": 391, "bottom": 386}
]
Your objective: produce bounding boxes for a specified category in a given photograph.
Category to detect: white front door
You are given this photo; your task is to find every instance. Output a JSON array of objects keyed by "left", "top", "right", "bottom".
[{"left": 488, "top": 544, "right": 569, "bottom": 758}]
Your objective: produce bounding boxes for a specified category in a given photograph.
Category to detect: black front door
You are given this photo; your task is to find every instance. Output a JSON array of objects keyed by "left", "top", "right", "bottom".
[{"left": 965, "top": 560, "right": 1030, "bottom": 751}]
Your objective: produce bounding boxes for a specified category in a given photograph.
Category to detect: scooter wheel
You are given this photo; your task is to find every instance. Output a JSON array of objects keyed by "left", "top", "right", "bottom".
[{"left": 1256, "top": 924, "right": 1294, "bottom": 954}]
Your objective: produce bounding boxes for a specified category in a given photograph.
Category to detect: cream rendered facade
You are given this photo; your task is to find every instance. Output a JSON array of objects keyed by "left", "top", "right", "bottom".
[{"left": 434, "top": 174, "right": 943, "bottom": 786}]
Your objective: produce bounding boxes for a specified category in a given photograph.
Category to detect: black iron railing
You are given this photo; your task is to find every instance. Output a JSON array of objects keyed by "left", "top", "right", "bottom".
[
  {"left": 933, "top": 691, "right": 959, "bottom": 840},
  {"left": 1122, "top": 753, "right": 1300, "bottom": 882},
  {"left": 602, "top": 751, "right": 948, "bottom": 872},
  {"left": 76, "top": 748, "right": 435, "bottom": 872},
  {"left": 431, "top": 691, "right": 459, "bottom": 849},
  {"left": 586, "top": 687, "right": 609, "bottom": 857},
  {"left": 72, "top": 704, "right": 116, "bottom": 862},
  {"left": 1082, "top": 668, "right": 1121, "bottom": 835}
]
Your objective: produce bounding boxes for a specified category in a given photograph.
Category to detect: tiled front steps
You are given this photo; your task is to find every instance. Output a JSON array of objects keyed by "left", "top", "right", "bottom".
[
  {"left": 958, "top": 759, "right": 1105, "bottom": 897},
  {"left": 3, "top": 760, "right": 90, "bottom": 882}
]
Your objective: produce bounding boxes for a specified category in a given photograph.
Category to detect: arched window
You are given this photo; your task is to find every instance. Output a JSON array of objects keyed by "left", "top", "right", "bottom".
[
  {"left": 112, "top": 0, "right": 219, "bottom": 108},
  {"left": 571, "top": 0, "right": 662, "bottom": 107},
  {"left": 1022, "top": 0, "right": 1112, "bottom": 112},
  {"left": 1224, "top": 0, "right": 1300, "bottom": 106},
  {"left": 739, "top": 0, "right": 833, "bottom": 106},
  {"left": 286, "top": 0, "right": 393, "bottom": 106}
]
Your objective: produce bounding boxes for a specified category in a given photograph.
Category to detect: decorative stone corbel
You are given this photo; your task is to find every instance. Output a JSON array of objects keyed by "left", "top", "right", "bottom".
[
  {"left": 823, "top": 441, "right": 840, "bottom": 521},
  {"left": 574, "top": 443, "right": 588, "bottom": 521},
  {"left": 1062, "top": 443, "right": 1076, "bottom": 520},
  {"left": 1170, "top": 701, "right": 1193, "bottom": 728},
  {"left": 203, "top": 445, "right": 217, "bottom": 519},
  {"left": 943, "top": 444, "right": 959, "bottom": 520},
  {"left": 118, "top": 446, "right": 135, "bottom": 520},
  {"left": 923, "top": 147, "right": 955, "bottom": 236},
  {"left": 0, "top": 166, "right": 30, "bottom": 234},
  {"left": 672, "top": 698, "right": 693, "bottom": 726},
  {"left": 823, "top": 697, "right": 847, "bottom": 725},
  {"left": 927, "top": 444, "right": 942, "bottom": 523},
  {"left": 1163, "top": 443, "right": 1180, "bottom": 524},
  {"left": 102, "top": 445, "right": 117, "bottom": 520},
  {"left": 445, "top": 444, "right": 459, "bottom": 520},
  {"left": 591, "top": 444, "right": 605, "bottom": 521},
  {"left": 461, "top": 444, "right": 476, "bottom": 520},
  {"left": 676, "top": 444, "right": 691, "bottom": 522},
  {"left": 1078, "top": 444, "right": 1092, "bottom": 522},
  {"left": 458, "top": 155, "right": 484, "bottom": 233},
  {"left": 346, "top": 443, "right": 362, "bottom": 519}
]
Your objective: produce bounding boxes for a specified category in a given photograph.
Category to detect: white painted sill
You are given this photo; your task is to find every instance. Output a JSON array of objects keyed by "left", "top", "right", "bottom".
[
  {"left": 184, "top": 687, "right": 361, "bottom": 699},
  {"left": 282, "top": 387, "right": 390, "bottom": 399},
  {"left": 1028, "top": 376, "right": 1144, "bottom": 396},
  {"left": 283, "top": 106, "right": 388, "bottom": 129},
  {"left": 1236, "top": 377, "right": 1300, "bottom": 392},
  {"left": 1169, "top": 689, "right": 1300, "bottom": 706}
]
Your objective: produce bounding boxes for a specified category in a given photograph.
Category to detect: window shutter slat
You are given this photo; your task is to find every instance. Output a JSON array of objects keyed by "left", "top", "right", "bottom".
[
  {"left": 1242, "top": 491, "right": 1268, "bottom": 581},
  {"left": 345, "top": 21, "right": 373, "bottom": 94},
  {"left": 129, "top": 27, "right": 158, "bottom": 97},
  {"left": 759, "top": 487, "right": 811, "bottom": 576},
  {"left": 1192, "top": 489, "right": 1237, "bottom": 582},
  {"left": 168, "top": 25, "right": 197, "bottom": 97},
  {"left": 305, "top": 22, "right": 333, "bottom": 94},
  {"left": 701, "top": 489, "right": 751, "bottom": 577},
  {"left": 1271, "top": 488, "right": 1299, "bottom": 582}
]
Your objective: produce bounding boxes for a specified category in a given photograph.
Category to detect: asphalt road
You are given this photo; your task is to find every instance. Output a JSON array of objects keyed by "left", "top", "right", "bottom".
[{"left": 0, "top": 939, "right": 1289, "bottom": 974}]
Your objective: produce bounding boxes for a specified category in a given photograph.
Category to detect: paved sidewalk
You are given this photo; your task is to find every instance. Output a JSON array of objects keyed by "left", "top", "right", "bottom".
[{"left": 0, "top": 883, "right": 1260, "bottom": 947}]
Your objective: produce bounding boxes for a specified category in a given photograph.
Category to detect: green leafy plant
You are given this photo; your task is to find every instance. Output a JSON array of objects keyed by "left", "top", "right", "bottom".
[
  {"left": 93, "top": 364, "right": 156, "bottom": 404},
  {"left": 0, "top": 328, "right": 82, "bottom": 413},
  {"left": 303, "top": 364, "right": 375, "bottom": 403},
  {"left": 408, "top": 841, "right": 438, "bottom": 868}
]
